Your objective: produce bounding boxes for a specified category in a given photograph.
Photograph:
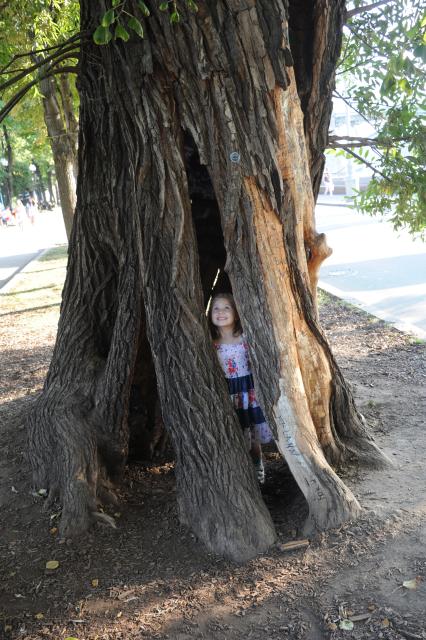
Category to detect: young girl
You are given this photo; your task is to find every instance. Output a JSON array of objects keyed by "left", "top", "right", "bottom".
[{"left": 209, "top": 293, "right": 273, "bottom": 484}]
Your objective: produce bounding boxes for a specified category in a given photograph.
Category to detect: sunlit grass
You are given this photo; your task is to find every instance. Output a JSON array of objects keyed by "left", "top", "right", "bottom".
[
  {"left": 38, "top": 245, "right": 68, "bottom": 262},
  {"left": 0, "top": 245, "right": 67, "bottom": 314}
]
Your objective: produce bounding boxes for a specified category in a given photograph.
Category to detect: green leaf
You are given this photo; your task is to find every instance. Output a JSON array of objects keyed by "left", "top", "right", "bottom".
[
  {"left": 128, "top": 16, "right": 144, "bottom": 38},
  {"left": 380, "top": 73, "right": 396, "bottom": 95},
  {"left": 101, "top": 9, "right": 115, "bottom": 27},
  {"left": 339, "top": 619, "right": 354, "bottom": 631},
  {"left": 115, "top": 23, "right": 130, "bottom": 41},
  {"left": 159, "top": 2, "right": 169, "bottom": 10},
  {"left": 413, "top": 44, "right": 426, "bottom": 64},
  {"left": 93, "top": 25, "right": 113, "bottom": 45},
  {"left": 398, "top": 78, "right": 412, "bottom": 94},
  {"left": 137, "top": 0, "right": 150, "bottom": 16},
  {"left": 170, "top": 11, "right": 180, "bottom": 23},
  {"left": 186, "top": 0, "right": 198, "bottom": 11},
  {"left": 112, "top": 0, "right": 121, "bottom": 6}
]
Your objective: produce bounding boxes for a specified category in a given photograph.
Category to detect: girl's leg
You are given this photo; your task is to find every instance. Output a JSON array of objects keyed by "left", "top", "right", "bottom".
[
  {"left": 249, "top": 432, "right": 265, "bottom": 484},
  {"left": 250, "top": 441, "right": 262, "bottom": 463}
]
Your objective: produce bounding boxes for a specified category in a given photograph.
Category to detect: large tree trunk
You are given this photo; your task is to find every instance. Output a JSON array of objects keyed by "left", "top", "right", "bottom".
[{"left": 28, "top": 0, "right": 387, "bottom": 561}]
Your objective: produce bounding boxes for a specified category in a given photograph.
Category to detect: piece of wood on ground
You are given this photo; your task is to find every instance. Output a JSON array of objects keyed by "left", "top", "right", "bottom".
[{"left": 277, "top": 539, "right": 310, "bottom": 552}]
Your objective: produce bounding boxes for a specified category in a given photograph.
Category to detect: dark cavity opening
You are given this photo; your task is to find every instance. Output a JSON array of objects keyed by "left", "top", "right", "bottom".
[
  {"left": 182, "top": 131, "right": 230, "bottom": 305},
  {"left": 127, "top": 131, "right": 231, "bottom": 463}
]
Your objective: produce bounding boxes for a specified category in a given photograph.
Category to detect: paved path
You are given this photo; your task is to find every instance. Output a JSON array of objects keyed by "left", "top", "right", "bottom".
[
  {"left": 316, "top": 198, "right": 426, "bottom": 340},
  {"left": 0, "top": 209, "right": 67, "bottom": 291}
]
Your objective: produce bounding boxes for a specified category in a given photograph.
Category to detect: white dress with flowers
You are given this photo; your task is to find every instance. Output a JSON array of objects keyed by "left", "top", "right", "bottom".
[{"left": 214, "top": 338, "right": 273, "bottom": 445}]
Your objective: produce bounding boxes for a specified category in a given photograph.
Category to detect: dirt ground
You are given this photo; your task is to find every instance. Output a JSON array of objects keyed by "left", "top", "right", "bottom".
[{"left": 1, "top": 245, "right": 426, "bottom": 640}]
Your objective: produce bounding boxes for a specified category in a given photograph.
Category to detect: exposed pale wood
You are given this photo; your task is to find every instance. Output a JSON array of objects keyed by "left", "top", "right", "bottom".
[{"left": 244, "top": 176, "right": 360, "bottom": 529}]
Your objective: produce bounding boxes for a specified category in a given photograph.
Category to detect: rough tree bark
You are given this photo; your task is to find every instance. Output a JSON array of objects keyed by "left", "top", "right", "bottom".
[{"left": 28, "top": 0, "right": 388, "bottom": 561}]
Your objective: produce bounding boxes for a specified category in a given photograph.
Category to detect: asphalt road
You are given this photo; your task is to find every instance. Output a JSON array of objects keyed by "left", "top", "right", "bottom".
[
  {"left": 0, "top": 208, "right": 67, "bottom": 291},
  {"left": 316, "top": 198, "right": 426, "bottom": 340}
]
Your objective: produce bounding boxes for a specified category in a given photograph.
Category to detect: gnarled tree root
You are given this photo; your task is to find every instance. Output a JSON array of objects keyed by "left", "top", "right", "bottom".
[{"left": 28, "top": 391, "right": 124, "bottom": 538}]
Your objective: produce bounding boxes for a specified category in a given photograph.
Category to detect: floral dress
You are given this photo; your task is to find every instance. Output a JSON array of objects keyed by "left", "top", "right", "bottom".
[{"left": 214, "top": 337, "right": 273, "bottom": 445}]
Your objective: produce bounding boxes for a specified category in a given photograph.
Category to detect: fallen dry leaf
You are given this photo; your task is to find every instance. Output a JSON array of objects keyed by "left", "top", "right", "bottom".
[
  {"left": 91, "top": 579, "right": 99, "bottom": 587},
  {"left": 402, "top": 576, "right": 422, "bottom": 590},
  {"left": 34, "top": 613, "right": 44, "bottom": 620},
  {"left": 339, "top": 619, "right": 354, "bottom": 631}
]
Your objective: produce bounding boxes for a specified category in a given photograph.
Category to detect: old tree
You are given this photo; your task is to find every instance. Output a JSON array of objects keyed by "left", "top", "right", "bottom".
[{"left": 28, "top": 0, "right": 388, "bottom": 562}]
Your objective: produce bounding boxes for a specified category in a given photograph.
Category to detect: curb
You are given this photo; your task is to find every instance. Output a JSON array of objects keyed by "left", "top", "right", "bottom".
[{"left": 317, "top": 200, "right": 354, "bottom": 208}]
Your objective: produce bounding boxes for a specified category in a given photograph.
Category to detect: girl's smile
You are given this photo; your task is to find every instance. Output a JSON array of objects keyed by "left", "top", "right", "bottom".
[{"left": 211, "top": 299, "right": 236, "bottom": 329}]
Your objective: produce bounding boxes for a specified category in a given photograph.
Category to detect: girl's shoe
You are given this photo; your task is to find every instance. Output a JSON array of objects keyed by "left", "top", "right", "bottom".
[{"left": 254, "top": 459, "right": 265, "bottom": 485}]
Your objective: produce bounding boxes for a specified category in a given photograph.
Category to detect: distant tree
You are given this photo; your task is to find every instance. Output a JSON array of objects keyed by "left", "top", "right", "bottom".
[
  {"left": 0, "top": 104, "right": 55, "bottom": 202},
  {"left": 0, "top": 0, "right": 79, "bottom": 236},
  {"left": 1, "top": 124, "right": 13, "bottom": 206}
]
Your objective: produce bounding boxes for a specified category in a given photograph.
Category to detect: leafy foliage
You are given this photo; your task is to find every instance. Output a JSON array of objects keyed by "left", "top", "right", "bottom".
[
  {"left": 335, "top": 0, "right": 426, "bottom": 234},
  {"left": 94, "top": 0, "right": 198, "bottom": 45},
  {"left": 0, "top": 102, "right": 54, "bottom": 201},
  {"left": 0, "top": 1, "right": 79, "bottom": 201}
]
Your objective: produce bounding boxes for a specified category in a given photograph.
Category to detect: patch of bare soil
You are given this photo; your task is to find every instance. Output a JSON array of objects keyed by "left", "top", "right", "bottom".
[{"left": 1, "top": 256, "right": 426, "bottom": 640}]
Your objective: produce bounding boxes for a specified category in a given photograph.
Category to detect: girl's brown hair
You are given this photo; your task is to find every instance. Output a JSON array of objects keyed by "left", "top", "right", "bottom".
[{"left": 208, "top": 293, "right": 243, "bottom": 339}]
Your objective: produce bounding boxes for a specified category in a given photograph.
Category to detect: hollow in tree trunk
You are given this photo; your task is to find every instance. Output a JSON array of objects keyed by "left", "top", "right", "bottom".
[{"left": 28, "top": 0, "right": 388, "bottom": 561}]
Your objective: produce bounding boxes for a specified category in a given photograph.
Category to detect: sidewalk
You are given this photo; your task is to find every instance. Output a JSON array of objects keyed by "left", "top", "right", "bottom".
[
  {"left": 316, "top": 201, "right": 426, "bottom": 340},
  {"left": 317, "top": 194, "right": 354, "bottom": 207},
  {"left": 0, "top": 208, "right": 67, "bottom": 292}
]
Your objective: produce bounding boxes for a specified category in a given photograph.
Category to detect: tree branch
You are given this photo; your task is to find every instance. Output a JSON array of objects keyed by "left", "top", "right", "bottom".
[
  {"left": 336, "top": 59, "right": 375, "bottom": 75},
  {"left": 0, "top": 66, "right": 77, "bottom": 124},
  {"left": 0, "top": 47, "right": 79, "bottom": 92},
  {"left": 346, "top": 0, "right": 396, "bottom": 21},
  {"left": 345, "top": 24, "right": 387, "bottom": 56},
  {"left": 339, "top": 146, "right": 391, "bottom": 181},
  {"left": 328, "top": 135, "right": 409, "bottom": 148},
  {"left": 332, "top": 91, "right": 376, "bottom": 130},
  {"left": 0, "top": 32, "right": 85, "bottom": 75}
]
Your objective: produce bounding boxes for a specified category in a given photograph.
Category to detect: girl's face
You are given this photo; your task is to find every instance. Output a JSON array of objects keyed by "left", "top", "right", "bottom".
[{"left": 211, "top": 298, "right": 236, "bottom": 331}]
